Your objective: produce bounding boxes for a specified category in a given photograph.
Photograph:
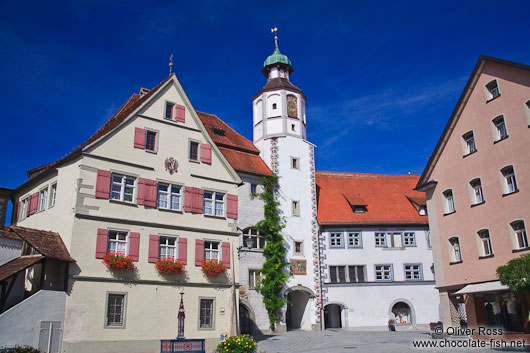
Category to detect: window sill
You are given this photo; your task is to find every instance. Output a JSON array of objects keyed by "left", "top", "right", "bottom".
[
  {"left": 382, "top": 247, "right": 405, "bottom": 251},
  {"left": 158, "top": 208, "right": 183, "bottom": 214},
  {"left": 204, "top": 214, "right": 226, "bottom": 220},
  {"left": 145, "top": 149, "right": 157, "bottom": 154},
  {"left": 240, "top": 247, "right": 264, "bottom": 253},
  {"left": 512, "top": 247, "right": 530, "bottom": 253},
  {"left": 329, "top": 246, "right": 345, "bottom": 249},
  {"left": 109, "top": 199, "right": 138, "bottom": 207},
  {"left": 443, "top": 211, "right": 456, "bottom": 216},
  {"left": 347, "top": 246, "right": 363, "bottom": 249},
  {"left": 463, "top": 150, "right": 477, "bottom": 158},
  {"left": 478, "top": 254, "right": 494, "bottom": 259},
  {"left": 502, "top": 189, "right": 519, "bottom": 197},
  {"left": 189, "top": 159, "right": 200, "bottom": 164},
  {"left": 404, "top": 279, "right": 423, "bottom": 282},
  {"left": 486, "top": 94, "right": 501, "bottom": 103},
  {"left": 493, "top": 136, "right": 509, "bottom": 144},
  {"left": 470, "top": 201, "right": 485, "bottom": 208},
  {"left": 449, "top": 260, "right": 463, "bottom": 265}
]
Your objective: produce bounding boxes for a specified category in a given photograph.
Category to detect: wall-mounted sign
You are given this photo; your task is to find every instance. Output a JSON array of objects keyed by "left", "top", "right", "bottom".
[
  {"left": 165, "top": 157, "right": 179, "bottom": 174},
  {"left": 290, "top": 259, "right": 307, "bottom": 275}
]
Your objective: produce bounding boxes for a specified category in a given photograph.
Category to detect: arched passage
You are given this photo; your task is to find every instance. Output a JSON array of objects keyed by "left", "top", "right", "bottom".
[
  {"left": 239, "top": 299, "right": 256, "bottom": 335},
  {"left": 388, "top": 299, "right": 416, "bottom": 325},
  {"left": 324, "top": 304, "right": 344, "bottom": 328},
  {"left": 285, "top": 286, "right": 315, "bottom": 331}
]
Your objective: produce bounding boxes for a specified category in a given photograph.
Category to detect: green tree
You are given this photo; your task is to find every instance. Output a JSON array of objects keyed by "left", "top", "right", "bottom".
[
  {"left": 496, "top": 254, "right": 530, "bottom": 292},
  {"left": 256, "top": 176, "right": 290, "bottom": 331}
]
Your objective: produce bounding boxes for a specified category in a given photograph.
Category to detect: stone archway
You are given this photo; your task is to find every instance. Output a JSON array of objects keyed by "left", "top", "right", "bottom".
[
  {"left": 285, "top": 286, "right": 315, "bottom": 331},
  {"left": 388, "top": 298, "right": 416, "bottom": 325},
  {"left": 239, "top": 299, "right": 256, "bottom": 335}
]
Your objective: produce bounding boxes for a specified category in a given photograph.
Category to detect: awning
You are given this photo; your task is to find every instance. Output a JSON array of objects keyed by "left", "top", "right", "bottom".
[{"left": 454, "top": 281, "right": 509, "bottom": 295}]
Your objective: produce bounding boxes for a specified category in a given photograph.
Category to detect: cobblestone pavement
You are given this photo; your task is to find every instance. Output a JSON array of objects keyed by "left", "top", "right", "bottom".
[{"left": 254, "top": 330, "right": 530, "bottom": 353}]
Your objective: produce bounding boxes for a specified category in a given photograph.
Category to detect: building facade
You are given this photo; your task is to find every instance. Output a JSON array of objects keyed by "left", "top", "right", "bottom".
[
  {"left": 416, "top": 56, "right": 530, "bottom": 335},
  {"left": 317, "top": 172, "right": 439, "bottom": 330}
]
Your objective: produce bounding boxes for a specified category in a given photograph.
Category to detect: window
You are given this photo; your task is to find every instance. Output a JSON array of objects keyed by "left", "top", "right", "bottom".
[
  {"left": 158, "top": 184, "right": 181, "bottom": 211},
  {"left": 108, "top": 230, "right": 128, "bottom": 255},
  {"left": 353, "top": 205, "right": 367, "bottom": 213},
  {"left": 111, "top": 174, "right": 136, "bottom": 203},
  {"left": 387, "top": 232, "right": 402, "bottom": 247},
  {"left": 501, "top": 166, "right": 518, "bottom": 194},
  {"left": 329, "top": 266, "right": 346, "bottom": 283},
  {"left": 492, "top": 116, "right": 508, "bottom": 141},
  {"left": 419, "top": 206, "right": 427, "bottom": 216},
  {"left": 272, "top": 103, "right": 277, "bottom": 110},
  {"left": 38, "top": 187, "right": 48, "bottom": 212},
  {"left": 329, "top": 232, "right": 343, "bottom": 248},
  {"left": 485, "top": 80, "right": 500, "bottom": 100},
  {"left": 403, "top": 232, "right": 416, "bottom": 247},
  {"left": 249, "top": 270, "right": 262, "bottom": 288},
  {"left": 511, "top": 221, "right": 529, "bottom": 250},
  {"left": 165, "top": 102, "right": 174, "bottom": 120},
  {"left": 294, "top": 241, "right": 303, "bottom": 254},
  {"left": 347, "top": 232, "right": 362, "bottom": 248},
  {"left": 204, "top": 241, "right": 220, "bottom": 260},
  {"left": 250, "top": 183, "right": 257, "bottom": 195},
  {"left": 291, "top": 124, "right": 296, "bottom": 132},
  {"left": 242, "top": 228, "right": 265, "bottom": 249},
  {"left": 159, "top": 236, "right": 177, "bottom": 259},
  {"left": 145, "top": 130, "right": 157, "bottom": 152},
  {"left": 426, "top": 231, "right": 432, "bottom": 249},
  {"left": 348, "top": 265, "right": 365, "bottom": 282},
  {"left": 106, "top": 293, "right": 126, "bottom": 327},
  {"left": 470, "top": 179, "right": 484, "bottom": 204},
  {"left": 49, "top": 183, "right": 57, "bottom": 208},
  {"left": 443, "top": 190, "right": 455, "bottom": 214},
  {"left": 449, "top": 237, "right": 462, "bottom": 263},
  {"left": 292, "top": 200, "right": 300, "bottom": 217},
  {"left": 199, "top": 298, "right": 214, "bottom": 329},
  {"left": 204, "top": 191, "right": 224, "bottom": 216},
  {"left": 525, "top": 100, "right": 530, "bottom": 126},
  {"left": 375, "top": 264, "right": 393, "bottom": 281},
  {"left": 19, "top": 198, "right": 29, "bottom": 221},
  {"left": 462, "top": 131, "right": 476, "bottom": 155},
  {"left": 404, "top": 264, "right": 422, "bottom": 281},
  {"left": 477, "top": 230, "right": 493, "bottom": 257},
  {"left": 375, "top": 232, "right": 386, "bottom": 247},
  {"left": 189, "top": 141, "right": 199, "bottom": 161},
  {"left": 291, "top": 157, "right": 299, "bottom": 169}
]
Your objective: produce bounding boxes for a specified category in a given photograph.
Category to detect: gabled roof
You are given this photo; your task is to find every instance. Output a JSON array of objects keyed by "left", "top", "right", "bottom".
[
  {"left": 197, "top": 111, "right": 274, "bottom": 177},
  {"left": 415, "top": 55, "right": 530, "bottom": 191},
  {"left": 316, "top": 171, "right": 427, "bottom": 226},
  {"left": 0, "top": 226, "right": 75, "bottom": 262}
]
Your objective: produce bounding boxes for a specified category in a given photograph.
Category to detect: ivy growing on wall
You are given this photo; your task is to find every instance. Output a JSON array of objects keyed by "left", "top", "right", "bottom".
[{"left": 256, "top": 175, "right": 289, "bottom": 331}]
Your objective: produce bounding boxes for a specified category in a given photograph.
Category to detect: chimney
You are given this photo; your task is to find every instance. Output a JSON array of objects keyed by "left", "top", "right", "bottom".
[{"left": 0, "top": 187, "right": 12, "bottom": 226}]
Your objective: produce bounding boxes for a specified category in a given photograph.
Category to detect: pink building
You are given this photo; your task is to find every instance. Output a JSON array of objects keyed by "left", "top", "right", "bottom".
[{"left": 416, "top": 56, "right": 530, "bottom": 336}]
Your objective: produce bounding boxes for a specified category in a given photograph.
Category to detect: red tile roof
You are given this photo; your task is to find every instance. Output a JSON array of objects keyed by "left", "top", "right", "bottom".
[
  {"left": 0, "top": 256, "right": 43, "bottom": 281},
  {"left": 197, "top": 111, "right": 273, "bottom": 177},
  {"left": 316, "top": 171, "right": 428, "bottom": 225}
]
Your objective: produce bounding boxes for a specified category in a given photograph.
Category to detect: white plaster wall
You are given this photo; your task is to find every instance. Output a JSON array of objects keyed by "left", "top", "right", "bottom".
[
  {"left": 239, "top": 250, "right": 269, "bottom": 332},
  {"left": 254, "top": 122, "right": 263, "bottom": 140},
  {"left": 0, "top": 237, "right": 22, "bottom": 265},
  {"left": 253, "top": 100, "right": 263, "bottom": 125},
  {"left": 266, "top": 118, "right": 283, "bottom": 135},
  {"left": 266, "top": 94, "right": 282, "bottom": 118},
  {"left": 0, "top": 290, "right": 66, "bottom": 349}
]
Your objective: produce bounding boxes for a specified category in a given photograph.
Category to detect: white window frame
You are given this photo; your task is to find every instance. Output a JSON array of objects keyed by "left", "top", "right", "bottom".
[
  {"left": 501, "top": 166, "right": 518, "bottom": 194},
  {"left": 492, "top": 115, "right": 508, "bottom": 141},
  {"left": 144, "top": 129, "right": 159, "bottom": 153},
  {"left": 242, "top": 228, "right": 265, "bottom": 250},
  {"left": 469, "top": 178, "right": 484, "bottom": 205},
  {"left": 374, "top": 232, "right": 387, "bottom": 247},
  {"left": 204, "top": 240, "right": 221, "bottom": 261},
  {"left": 203, "top": 191, "right": 225, "bottom": 217},
  {"left": 37, "top": 187, "right": 48, "bottom": 213},
  {"left": 189, "top": 140, "right": 200, "bottom": 162},
  {"left": 511, "top": 220, "right": 529, "bottom": 250},
  {"left": 105, "top": 292, "right": 127, "bottom": 328},
  {"left": 347, "top": 232, "right": 362, "bottom": 248},
  {"left": 477, "top": 229, "right": 493, "bottom": 257},
  {"left": 198, "top": 297, "right": 215, "bottom": 330},
  {"left": 19, "top": 197, "right": 29, "bottom": 221},
  {"left": 404, "top": 264, "right": 423, "bottom": 281},
  {"left": 157, "top": 183, "right": 182, "bottom": 211},
  {"left": 403, "top": 232, "right": 416, "bottom": 247},
  {"left": 49, "top": 183, "right": 57, "bottom": 208},
  {"left": 292, "top": 200, "right": 300, "bottom": 217},
  {"left": 443, "top": 189, "right": 455, "bottom": 214},
  {"left": 462, "top": 131, "right": 477, "bottom": 155},
  {"left": 374, "top": 264, "right": 393, "bottom": 281},
  {"left": 110, "top": 173, "right": 136, "bottom": 203},
  {"left": 293, "top": 240, "right": 303, "bottom": 255},
  {"left": 107, "top": 229, "right": 129, "bottom": 255},
  {"left": 164, "top": 101, "right": 175, "bottom": 120},
  {"left": 329, "top": 232, "right": 344, "bottom": 248},
  {"left": 249, "top": 269, "right": 262, "bottom": 289},
  {"left": 449, "top": 237, "right": 462, "bottom": 263},
  {"left": 159, "top": 235, "right": 178, "bottom": 260},
  {"left": 484, "top": 79, "right": 500, "bottom": 101}
]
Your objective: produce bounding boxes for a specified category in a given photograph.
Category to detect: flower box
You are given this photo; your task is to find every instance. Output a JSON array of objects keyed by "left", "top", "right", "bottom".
[
  {"left": 388, "top": 319, "right": 396, "bottom": 331},
  {"left": 201, "top": 259, "right": 226, "bottom": 277},
  {"left": 156, "top": 258, "right": 185, "bottom": 275},
  {"left": 103, "top": 253, "right": 134, "bottom": 271}
]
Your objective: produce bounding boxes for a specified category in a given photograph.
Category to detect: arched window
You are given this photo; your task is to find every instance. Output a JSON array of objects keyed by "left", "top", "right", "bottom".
[
  {"left": 500, "top": 166, "right": 518, "bottom": 195},
  {"left": 448, "top": 237, "right": 462, "bottom": 263},
  {"left": 469, "top": 178, "right": 484, "bottom": 205},
  {"left": 484, "top": 79, "right": 500, "bottom": 101},
  {"left": 477, "top": 229, "right": 493, "bottom": 257},
  {"left": 510, "top": 220, "right": 529, "bottom": 250},
  {"left": 391, "top": 302, "right": 412, "bottom": 324}
]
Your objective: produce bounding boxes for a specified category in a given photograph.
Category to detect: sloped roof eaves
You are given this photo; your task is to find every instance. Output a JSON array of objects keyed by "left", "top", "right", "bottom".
[
  {"left": 218, "top": 147, "right": 274, "bottom": 177},
  {"left": 0, "top": 256, "right": 43, "bottom": 281},
  {"left": 415, "top": 55, "right": 530, "bottom": 191},
  {"left": 8, "top": 226, "right": 75, "bottom": 262}
]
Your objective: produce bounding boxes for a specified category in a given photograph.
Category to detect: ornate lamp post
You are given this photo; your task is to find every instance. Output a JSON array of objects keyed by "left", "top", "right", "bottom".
[{"left": 177, "top": 291, "right": 185, "bottom": 339}]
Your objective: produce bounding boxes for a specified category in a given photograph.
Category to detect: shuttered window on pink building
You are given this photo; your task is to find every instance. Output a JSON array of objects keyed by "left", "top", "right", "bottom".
[
  {"left": 96, "top": 229, "right": 140, "bottom": 262},
  {"left": 134, "top": 127, "right": 146, "bottom": 149}
]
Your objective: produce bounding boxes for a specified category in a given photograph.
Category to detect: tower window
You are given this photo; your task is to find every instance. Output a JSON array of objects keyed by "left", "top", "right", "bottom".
[
  {"left": 272, "top": 103, "right": 277, "bottom": 110},
  {"left": 291, "top": 157, "right": 300, "bottom": 169},
  {"left": 292, "top": 200, "right": 300, "bottom": 217},
  {"left": 291, "top": 124, "right": 296, "bottom": 132}
]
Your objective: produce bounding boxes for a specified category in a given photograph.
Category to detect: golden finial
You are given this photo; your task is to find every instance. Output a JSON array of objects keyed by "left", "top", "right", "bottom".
[
  {"left": 169, "top": 52, "right": 174, "bottom": 74},
  {"left": 271, "top": 27, "right": 278, "bottom": 41}
]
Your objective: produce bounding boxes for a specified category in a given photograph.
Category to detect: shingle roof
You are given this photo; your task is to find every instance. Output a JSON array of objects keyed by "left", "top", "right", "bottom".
[
  {"left": 316, "top": 171, "right": 428, "bottom": 225},
  {"left": 252, "top": 78, "right": 305, "bottom": 100},
  {"left": 0, "top": 256, "right": 43, "bottom": 281},
  {"left": 197, "top": 111, "right": 274, "bottom": 177},
  {"left": 1, "top": 226, "right": 75, "bottom": 262}
]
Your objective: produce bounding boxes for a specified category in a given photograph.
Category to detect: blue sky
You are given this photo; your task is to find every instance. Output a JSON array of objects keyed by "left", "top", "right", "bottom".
[{"left": 1, "top": 0, "right": 529, "bottom": 193}]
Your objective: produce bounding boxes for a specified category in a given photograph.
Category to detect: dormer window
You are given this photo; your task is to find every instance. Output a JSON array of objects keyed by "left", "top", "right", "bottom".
[
  {"left": 485, "top": 80, "right": 500, "bottom": 101},
  {"left": 419, "top": 206, "right": 427, "bottom": 216},
  {"left": 212, "top": 127, "right": 225, "bottom": 136},
  {"left": 353, "top": 205, "right": 367, "bottom": 214}
]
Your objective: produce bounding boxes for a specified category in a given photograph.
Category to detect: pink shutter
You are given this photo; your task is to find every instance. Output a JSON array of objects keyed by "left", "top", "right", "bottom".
[
  {"left": 222, "top": 242, "right": 231, "bottom": 268},
  {"left": 200, "top": 144, "right": 212, "bottom": 164},
  {"left": 175, "top": 104, "right": 185, "bottom": 122},
  {"left": 95, "top": 170, "right": 111, "bottom": 199},
  {"left": 148, "top": 234, "right": 159, "bottom": 262},
  {"left": 183, "top": 187, "right": 193, "bottom": 212},
  {"left": 14, "top": 202, "right": 19, "bottom": 224},
  {"left": 195, "top": 239, "right": 204, "bottom": 266},
  {"left": 129, "top": 232, "right": 140, "bottom": 261},
  {"left": 178, "top": 237, "right": 188, "bottom": 265},
  {"left": 145, "top": 179, "right": 157, "bottom": 207},
  {"left": 26, "top": 199, "right": 31, "bottom": 218},
  {"left": 137, "top": 178, "right": 146, "bottom": 205},
  {"left": 227, "top": 194, "right": 238, "bottom": 219},
  {"left": 134, "top": 128, "right": 146, "bottom": 149},
  {"left": 194, "top": 188, "right": 203, "bottom": 214},
  {"left": 28, "top": 193, "right": 38, "bottom": 216},
  {"left": 95, "top": 228, "right": 108, "bottom": 258}
]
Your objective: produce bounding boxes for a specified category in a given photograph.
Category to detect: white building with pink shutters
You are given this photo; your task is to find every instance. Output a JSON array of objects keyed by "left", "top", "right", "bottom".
[{"left": 10, "top": 74, "right": 242, "bottom": 353}]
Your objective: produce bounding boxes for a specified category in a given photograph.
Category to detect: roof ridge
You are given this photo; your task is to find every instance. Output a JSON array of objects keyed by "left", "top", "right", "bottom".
[{"left": 316, "top": 171, "right": 419, "bottom": 178}]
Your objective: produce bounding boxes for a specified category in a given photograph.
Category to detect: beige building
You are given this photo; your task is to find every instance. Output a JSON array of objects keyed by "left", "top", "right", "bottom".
[
  {"left": 416, "top": 56, "right": 530, "bottom": 335},
  {"left": 11, "top": 74, "right": 243, "bottom": 352}
]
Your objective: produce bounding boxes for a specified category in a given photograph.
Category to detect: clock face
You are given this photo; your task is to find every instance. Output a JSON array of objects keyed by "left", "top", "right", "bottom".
[{"left": 287, "top": 95, "right": 298, "bottom": 118}]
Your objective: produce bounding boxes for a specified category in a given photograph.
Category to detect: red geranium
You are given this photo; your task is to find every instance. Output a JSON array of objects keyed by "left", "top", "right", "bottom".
[
  {"left": 201, "top": 259, "right": 226, "bottom": 277},
  {"left": 155, "top": 258, "right": 185, "bottom": 275},
  {"left": 103, "top": 253, "right": 134, "bottom": 271}
]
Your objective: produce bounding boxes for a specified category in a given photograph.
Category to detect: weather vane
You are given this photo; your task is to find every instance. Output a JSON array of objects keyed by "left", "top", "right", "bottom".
[
  {"left": 169, "top": 52, "right": 174, "bottom": 74},
  {"left": 270, "top": 27, "right": 278, "bottom": 41}
]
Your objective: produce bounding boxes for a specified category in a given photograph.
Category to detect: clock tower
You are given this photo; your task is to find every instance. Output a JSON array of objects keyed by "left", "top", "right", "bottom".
[{"left": 252, "top": 37, "right": 321, "bottom": 331}]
